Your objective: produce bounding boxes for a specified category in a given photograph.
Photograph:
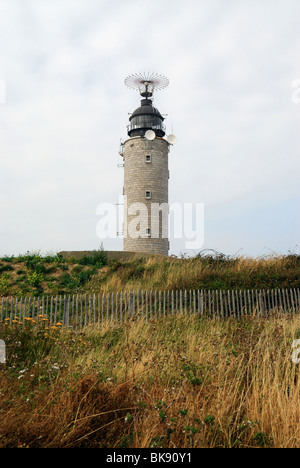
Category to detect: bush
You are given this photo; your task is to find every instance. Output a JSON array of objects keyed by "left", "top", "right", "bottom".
[
  {"left": 0, "top": 273, "right": 10, "bottom": 295},
  {"left": 78, "top": 246, "right": 108, "bottom": 268},
  {"left": 27, "top": 271, "right": 44, "bottom": 288},
  {"left": 0, "top": 265, "right": 14, "bottom": 274},
  {"left": 0, "top": 256, "right": 15, "bottom": 263}
]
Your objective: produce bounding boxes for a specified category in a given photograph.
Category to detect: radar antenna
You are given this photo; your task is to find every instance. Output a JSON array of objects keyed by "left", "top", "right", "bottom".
[{"left": 125, "top": 72, "right": 169, "bottom": 98}]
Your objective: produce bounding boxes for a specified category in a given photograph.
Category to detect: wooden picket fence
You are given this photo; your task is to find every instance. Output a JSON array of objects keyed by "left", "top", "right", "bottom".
[{"left": 1, "top": 288, "right": 300, "bottom": 329}]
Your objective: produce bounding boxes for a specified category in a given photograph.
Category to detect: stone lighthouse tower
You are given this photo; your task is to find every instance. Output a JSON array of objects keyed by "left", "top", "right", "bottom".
[{"left": 121, "top": 73, "right": 175, "bottom": 256}]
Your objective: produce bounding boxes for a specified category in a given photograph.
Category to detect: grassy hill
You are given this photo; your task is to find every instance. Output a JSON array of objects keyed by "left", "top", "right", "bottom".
[{"left": 0, "top": 250, "right": 299, "bottom": 297}]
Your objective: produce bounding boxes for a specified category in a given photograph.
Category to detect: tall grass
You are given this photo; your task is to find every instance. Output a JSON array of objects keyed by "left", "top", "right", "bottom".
[
  {"left": 1, "top": 312, "right": 300, "bottom": 447},
  {"left": 84, "top": 252, "right": 300, "bottom": 293}
]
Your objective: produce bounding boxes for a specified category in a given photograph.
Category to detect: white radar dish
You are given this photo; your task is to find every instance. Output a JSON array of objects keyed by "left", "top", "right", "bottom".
[
  {"left": 145, "top": 130, "right": 156, "bottom": 140},
  {"left": 166, "top": 134, "right": 177, "bottom": 144}
]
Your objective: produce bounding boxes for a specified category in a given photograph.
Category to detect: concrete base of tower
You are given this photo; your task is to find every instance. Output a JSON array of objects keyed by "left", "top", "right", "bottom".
[
  {"left": 59, "top": 250, "right": 167, "bottom": 261},
  {"left": 123, "top": 238, "right": 168, "bottom": 257}
]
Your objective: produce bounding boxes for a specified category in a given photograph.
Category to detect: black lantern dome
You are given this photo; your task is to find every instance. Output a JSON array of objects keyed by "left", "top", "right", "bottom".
[{"left": 127, "top": 98, "right": 165, "bottom": 138}]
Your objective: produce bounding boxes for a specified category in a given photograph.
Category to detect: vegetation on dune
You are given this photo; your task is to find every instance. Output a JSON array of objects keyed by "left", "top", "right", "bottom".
[
  {"left": 90, "top": 251, "right": 300, "bottom": 293},
  {"left": 0, "top": 247, "right": 108, "bottom": 297},
  {"left": 1, "top": 313, "right": 300, "bottom": 448},
  {"left": 0, "top": 249, "right": 299, "bottom": 297},
  {"left": 0, "top": 249, "right": 299, "bottom": 448}
]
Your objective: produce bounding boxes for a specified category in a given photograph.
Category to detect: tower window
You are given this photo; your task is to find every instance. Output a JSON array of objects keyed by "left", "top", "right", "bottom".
[
  {"left": 145, "top": 190, "right": 151, "bottom": 199},
  {"left": 145, "top": 154, "right": 151, "bottom": 163}
]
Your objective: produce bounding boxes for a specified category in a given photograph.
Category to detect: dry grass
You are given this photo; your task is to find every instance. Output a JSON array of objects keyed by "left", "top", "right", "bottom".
[
  {"left": 83, "top": 253, "right": 300, "bottom": 293},
  {"left": 1, "top": 312, "right": 300, "bottom": 448}
]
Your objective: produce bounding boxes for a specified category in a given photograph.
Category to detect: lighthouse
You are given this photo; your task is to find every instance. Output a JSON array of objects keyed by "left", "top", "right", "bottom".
[{"left": 121, "top": 73, "right": 176, "bottom": 256}]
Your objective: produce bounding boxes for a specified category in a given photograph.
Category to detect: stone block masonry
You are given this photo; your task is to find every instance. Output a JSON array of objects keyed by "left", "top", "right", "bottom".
[{"left": 123, "top": 136, "right": 169, "bottom": 256}]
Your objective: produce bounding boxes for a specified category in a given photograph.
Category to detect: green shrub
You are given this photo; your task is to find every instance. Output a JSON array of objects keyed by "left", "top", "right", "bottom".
[
  {"left": 0, "top": 255, "right": 15, "bottom": 263},
  {"left": 78, "top": 245, "right": 107, "bottom": 268},
  {"left": 0, "top": 264, "right": 14, "bottom": 274},
  {"left": 27, "top": 271, "right": 44, "bottom": 288},
  {"left": 0, "top": 273, "right": 10, "bottom": 295}
]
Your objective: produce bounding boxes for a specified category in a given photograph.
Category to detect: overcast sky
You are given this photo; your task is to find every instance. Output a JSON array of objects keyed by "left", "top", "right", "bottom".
[{"left": 0, "top": 0, "right": 299, "bottom": 258}]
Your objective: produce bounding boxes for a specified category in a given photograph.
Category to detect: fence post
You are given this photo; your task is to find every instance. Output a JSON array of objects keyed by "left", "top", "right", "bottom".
[
  {"left": 120, "top": 291, "right": 123, "bottom": 323},
  {"left": 220, "top": 291, "right": 224, "bottom": 318},
  {"left": 296, "top": 289, "right": 300, "bottom": 313},
  {"left": 180, "top": 290, "right": 183, "bottom": 315},
  {"left": 110, "top": 292, "right": 114, "bottom": 323},
  {"left": 141, "top": 290, "right": 144, "bottom": 318},
  {"left": 115, "top": 292, "right": 118, "bottom": 324},
  {"left": 165, "top": 291, "right": 167, "bottom": 316},
  {"left": 150, "top": 291, "right": 153, "bottom": 320},
  {"left": 145, "top": 290, "right": 148, "bottom": 321},
  {"left": 290, "top": 289, "right": 295, "bottom": 315},
  {"left": 107, "top": 292, "right": 110, "bottom": 321},
  {"left": 101, "top": 293, "right": 104, "bottom": 326},
  {"left": 0, "top": 297, "right": 4, "bottom": 322}
]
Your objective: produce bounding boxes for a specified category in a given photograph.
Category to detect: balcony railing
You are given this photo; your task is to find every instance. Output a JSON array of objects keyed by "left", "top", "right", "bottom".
[{"left": 127, "top": 115, "right": 165, "bottom": 134}]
